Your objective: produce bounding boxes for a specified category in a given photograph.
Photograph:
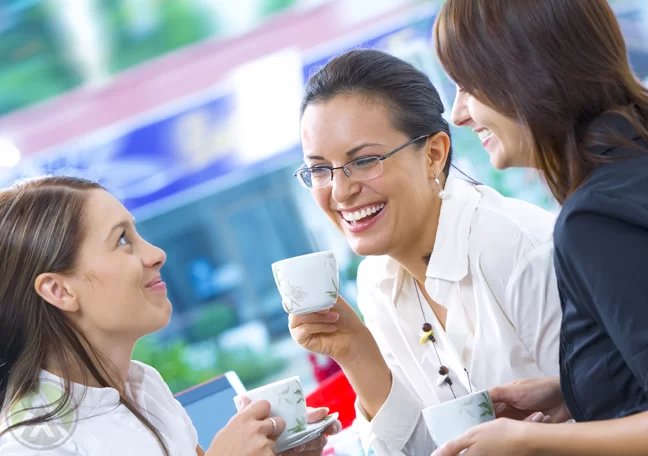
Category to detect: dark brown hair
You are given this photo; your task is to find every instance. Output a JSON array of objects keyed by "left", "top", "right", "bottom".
[
  {"left": 301, "top": 48, "right": 454, "bottom": 176},
  {"left": 0, "top": 176, "right": 169, "bottom": 455},
  {"left": 434, "top": 0, "right": 648, "bottom": 203}
]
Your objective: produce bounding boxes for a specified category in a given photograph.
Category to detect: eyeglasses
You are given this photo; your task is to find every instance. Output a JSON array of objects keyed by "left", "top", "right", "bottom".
[{"left": 294, "top": 135, "right": 431, "bottom": 189}]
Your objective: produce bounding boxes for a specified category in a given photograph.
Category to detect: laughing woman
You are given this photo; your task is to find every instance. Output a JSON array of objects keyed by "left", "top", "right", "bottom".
[
  {"left": 433, "top": 1, "right": 648, "bottom": 455},
  {"left": 287, "top": 49, "right": 562, "bottom": 455}
]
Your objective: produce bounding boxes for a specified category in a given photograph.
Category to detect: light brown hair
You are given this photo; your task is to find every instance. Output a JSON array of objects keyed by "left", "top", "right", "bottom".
[
  {"left": 434, "top": 0, "right": 648, "bottom": 203},
  {"left": 0, "top": 176, "right": 169, "bottom": 455}
]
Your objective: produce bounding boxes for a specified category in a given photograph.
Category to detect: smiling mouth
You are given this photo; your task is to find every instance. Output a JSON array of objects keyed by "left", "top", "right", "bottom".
[
  {"left": 477, "top": 129, "right": 493, "bottom": 142},
  {"left": 340, "top": 203, "right": 385, "bottom": 225},
  {"left": 146, "top": 276, "right": 162, "bottom": 288}
]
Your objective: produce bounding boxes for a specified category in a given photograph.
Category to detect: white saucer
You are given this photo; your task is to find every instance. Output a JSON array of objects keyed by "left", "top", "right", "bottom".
[{"left": 276, "top": 412, "right": 339, "bottom": 453}]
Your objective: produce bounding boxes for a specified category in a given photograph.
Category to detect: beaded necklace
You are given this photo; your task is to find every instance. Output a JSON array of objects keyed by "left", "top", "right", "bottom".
[{"left": 414, "top": 277, "right": 472, "bottom": 399}]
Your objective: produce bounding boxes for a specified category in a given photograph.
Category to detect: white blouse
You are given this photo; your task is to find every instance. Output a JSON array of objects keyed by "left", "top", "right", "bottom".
[
  {"left": 354, "top": 175, "right": 562, "bottom": 456},
  {"left": 0, "top": 361, "right": 198, "bottom": 455}
]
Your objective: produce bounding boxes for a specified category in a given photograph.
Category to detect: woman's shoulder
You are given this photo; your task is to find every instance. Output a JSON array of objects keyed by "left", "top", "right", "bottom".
[
  {"left": 557, "top": 137, "right": 648, "bottom": 246},
  {"left": 470, "top": 184, "right": 556, "bottom": 251},
  {"left": 129, "top": 361, "right": 174, "bottom": 401}
]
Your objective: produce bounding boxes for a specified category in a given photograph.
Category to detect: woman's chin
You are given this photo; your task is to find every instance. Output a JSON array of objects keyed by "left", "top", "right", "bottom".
[{"left": 349, "top": 239, "right": 388, "bottom": 257}]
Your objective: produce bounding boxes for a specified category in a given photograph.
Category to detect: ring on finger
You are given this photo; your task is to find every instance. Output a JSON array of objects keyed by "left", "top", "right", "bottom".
[{"left": 268, "top": 417, "right": 278, "bottom": 435}]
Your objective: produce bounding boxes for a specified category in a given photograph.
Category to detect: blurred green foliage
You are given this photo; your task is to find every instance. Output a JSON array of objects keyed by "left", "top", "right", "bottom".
[
  {"left": 107, "top": 0, "right": 215, "bottom": 73},
  {"left": 0, "top": 3, "right": 80, "bottom": 115},
  {"left": 189, "top": 302, "right": 238, "bottom": 342},
  {"left": 0, "top": 0, "right": 306, "bottom": 116},
  {"left": 132, "top": 336, "right": 286, "bottom": 393}
]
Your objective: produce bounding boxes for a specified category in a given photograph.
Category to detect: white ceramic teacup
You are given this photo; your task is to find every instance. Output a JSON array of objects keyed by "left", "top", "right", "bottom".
[
  {"left": 233, "top": 376, "right": 308, "bottom": 444},
  {"left": 272, "top": 251, "right": 339, "bottom": 314},
  {"left": 422, "top": 390, "right": 495, "bottom": 448}
]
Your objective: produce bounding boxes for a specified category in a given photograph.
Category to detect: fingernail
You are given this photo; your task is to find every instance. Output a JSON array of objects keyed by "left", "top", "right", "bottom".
[
  {"left": 542, "top": 415, "right": 552, "bottom": 423},
  {"left": 295, "top": 444, "right": 306, "bottom": 452},
  {"left": 495, "top": 403, "right": 506, "bottom": 415},
  {"left": 431, "top": 447, "right": 443, "bottom": 456},
  {"left": 327, "top": 312, "right": 339, "bottom": 321},
  {"left": 331, "top": 423, "right": 340, "bottom": 434},
  {"left": 531, "top": 412, "right": 544, "bottom": 422},
  {"left": 322, "top": 407, "right": 330, "bottom": 414}
]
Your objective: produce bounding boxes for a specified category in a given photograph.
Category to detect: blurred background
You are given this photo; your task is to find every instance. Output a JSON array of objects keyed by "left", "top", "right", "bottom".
[{"left": 0, "top": 0, "right": 647, "bottom": 396}]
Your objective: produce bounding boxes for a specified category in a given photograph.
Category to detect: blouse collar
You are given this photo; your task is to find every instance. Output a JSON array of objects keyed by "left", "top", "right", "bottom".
[
  {"left": 37, "top": 361, "right": 147, "bottom": 414},
  {"left": 392, "top": 174, "right": 481, "bottom": 305}
]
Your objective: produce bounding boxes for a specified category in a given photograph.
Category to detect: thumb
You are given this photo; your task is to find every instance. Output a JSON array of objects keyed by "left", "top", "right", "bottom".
[
  {"left": 237, "top": 396, "right": 251, "bottom": 411},
  {"left": 306, "top": 406, "right": 330, "bottom": 424},
  {"left": 488, "top": 384, "right": 520, "bottom": 405},
  {"left": 431, "top": 435, "right": 470, "bottom": 456}
]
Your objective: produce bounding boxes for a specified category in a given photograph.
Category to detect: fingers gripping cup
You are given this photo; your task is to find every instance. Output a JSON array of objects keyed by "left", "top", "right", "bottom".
[
  {"left": 272, "top": 251, "right": 339, "bottom": 314},
  {"left": 234, "top": 377, "right": 307, "bottom": 445}
]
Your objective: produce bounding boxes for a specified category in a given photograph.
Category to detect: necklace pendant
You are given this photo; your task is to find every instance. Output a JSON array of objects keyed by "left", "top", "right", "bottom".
[
  {"left": 420, "top": 329, "right": 435, "bottom": 345},
  {"left": 420, "top": 322, "right": 435, "bottom": 344},
  {"left": 436, "top": 365, "right": 452, "bottom": 387}
]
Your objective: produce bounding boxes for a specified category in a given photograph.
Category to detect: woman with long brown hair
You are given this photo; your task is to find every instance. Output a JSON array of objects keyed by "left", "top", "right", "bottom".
[
  {"left": 0, "top": 176, "right": 335, "bottom": 455},
  {"left": 432, "top": 0, "right": 648, "bottom": 455}
]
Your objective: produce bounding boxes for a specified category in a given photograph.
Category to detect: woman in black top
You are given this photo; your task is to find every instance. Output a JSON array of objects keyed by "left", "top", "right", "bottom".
[{"left": 431, "top": 0, "right": 648, "bottom": 455}]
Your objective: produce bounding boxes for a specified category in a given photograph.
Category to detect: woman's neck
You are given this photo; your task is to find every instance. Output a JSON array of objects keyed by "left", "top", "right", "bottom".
[
  {"left": 390, "top": 199, "right": 442, "bottom": 283},
  {"left": 45, "top": 336, "right": 135, "bottom": 393}
]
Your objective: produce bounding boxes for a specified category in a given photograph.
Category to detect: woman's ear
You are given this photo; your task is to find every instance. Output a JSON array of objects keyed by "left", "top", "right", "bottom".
[
  {"left": 34, "top": 273, "right": 79, "bottom": 313},
  {"left": 425, "top": 132, "right": 451, "bottom": 180}
]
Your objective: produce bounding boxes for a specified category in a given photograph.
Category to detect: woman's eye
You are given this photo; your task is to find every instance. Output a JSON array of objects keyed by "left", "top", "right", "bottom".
[
  {"left": 311, "top": 167, "right": 331, "bottom": 175},
  {"left": 118, "top": 231, "right": 131, "bottom": 247},
  {"left": 353, "top": 157, "right": 379, "bottom": 169}
]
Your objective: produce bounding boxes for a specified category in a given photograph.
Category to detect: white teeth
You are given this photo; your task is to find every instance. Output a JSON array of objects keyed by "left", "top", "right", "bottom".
[
  {"left": 342, "top": 204, "right": 385, "bottom": 223},
  {"left": 477, "top": 129, "right": 492, "bottom": 141}
]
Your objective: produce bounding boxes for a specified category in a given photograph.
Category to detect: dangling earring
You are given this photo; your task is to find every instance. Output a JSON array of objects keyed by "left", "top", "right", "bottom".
[{"left": 433, "top": 170, "right": 446, "bottom": 199}]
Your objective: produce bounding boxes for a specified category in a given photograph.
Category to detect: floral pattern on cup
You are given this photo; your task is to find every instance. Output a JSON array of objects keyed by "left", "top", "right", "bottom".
[
  {"left": 478, "top": 391, "right": 495, "bottom": 418},
  {"left": 323, "top": 252, "right": 340, "bottom": 301},
  {"left": 458, "top": 391, "right": 495, "bottom": 419},
  {"left": 272, "top": 251, "right": 339, "bottom": 314},
  {"left": 326, "top": 278, "right": 339, "bottom": 300},
  {"left": 278, "top": 384, "right": 307, "bottom": 433},
  {"left": 272, "top": 264, "right": 308, "bottom": 312}
]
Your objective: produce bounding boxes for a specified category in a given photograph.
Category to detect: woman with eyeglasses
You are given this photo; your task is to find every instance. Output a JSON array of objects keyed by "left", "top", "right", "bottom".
[
  {"left": 430, "top": 1, "right": 648, "bottom": 455},
  {"left": 287, "top": 49, "right": 562, "bottom": 456}
]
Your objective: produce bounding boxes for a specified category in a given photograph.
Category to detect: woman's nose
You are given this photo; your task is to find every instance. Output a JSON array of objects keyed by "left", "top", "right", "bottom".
[{"left": 450, "top": 89, "right": 471, "bottom": 127}]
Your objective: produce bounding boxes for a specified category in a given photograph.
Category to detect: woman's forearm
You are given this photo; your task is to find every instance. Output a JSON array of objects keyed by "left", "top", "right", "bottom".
[
  {"left": 528, "top": 410, "right": 648, "bottom": 456},
  {"left": 336, "top": 335, "right": 392, "bottom": 421}
]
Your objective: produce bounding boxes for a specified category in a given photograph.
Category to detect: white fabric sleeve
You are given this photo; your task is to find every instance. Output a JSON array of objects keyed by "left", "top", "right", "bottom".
[
  {"left": 479, "top": 236, "right": 561, "bottom": 377},
  {"left": 503, "top": 241, "right": 561, "bottom": 376},
  {"left": 354, "top": 371, "right": 435, "bottom": 456},
  {"left": 354, "top": 262, "right": 436, "bottom": 456}
]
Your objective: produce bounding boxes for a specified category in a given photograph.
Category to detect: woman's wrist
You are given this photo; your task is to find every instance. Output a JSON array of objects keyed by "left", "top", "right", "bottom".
[
  {"left": 335, "top": 328, "right": 392, "bottom": 420},
  {"left": 519, "top": 422, "right": 545, "bottom": 456},
  {"left": 334, "top": 326, "right": 384, "bottom": 367}
]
